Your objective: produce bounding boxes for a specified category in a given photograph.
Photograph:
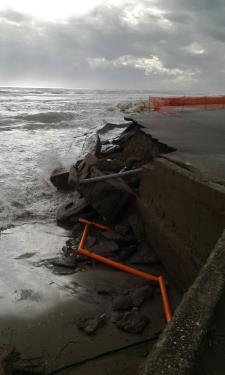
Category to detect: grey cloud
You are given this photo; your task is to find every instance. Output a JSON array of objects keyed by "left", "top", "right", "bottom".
[{"left": 0, "top": 1, "right": 224, "bottom": 90}]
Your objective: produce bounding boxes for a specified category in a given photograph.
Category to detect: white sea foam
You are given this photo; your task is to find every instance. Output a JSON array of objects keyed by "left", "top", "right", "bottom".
[{"left": 0, "top": 87, "right": 157, "bottom": 227}]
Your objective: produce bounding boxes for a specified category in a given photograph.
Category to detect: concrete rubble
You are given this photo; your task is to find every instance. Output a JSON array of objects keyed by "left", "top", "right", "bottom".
[
  {"left": 117, "top": 100, "right": 152, "bottom": 113},
  {"left": 50, "top": 118, "right": 176, "bottom": 338}
]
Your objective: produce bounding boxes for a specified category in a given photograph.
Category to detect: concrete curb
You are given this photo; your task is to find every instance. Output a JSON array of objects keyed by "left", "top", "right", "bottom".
[{"left": 139, "top": 229, "right": 225, "bottom": 375}]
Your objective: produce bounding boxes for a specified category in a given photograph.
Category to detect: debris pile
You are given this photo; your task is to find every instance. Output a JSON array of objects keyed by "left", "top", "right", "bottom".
[
  {"left": 117, "top": 100, "right": 152, "bottom": 113},
  {"left": 53, "top": 120, "right": 173, "bottom": 227},
  {"left": 49, "top": 119, "right": 172, "bottom": 334}
]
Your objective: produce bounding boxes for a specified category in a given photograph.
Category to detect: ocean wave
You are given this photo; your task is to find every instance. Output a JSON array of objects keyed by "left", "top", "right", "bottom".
[{"left": 15, "top": 111, "right": 75, "bottom": 123}]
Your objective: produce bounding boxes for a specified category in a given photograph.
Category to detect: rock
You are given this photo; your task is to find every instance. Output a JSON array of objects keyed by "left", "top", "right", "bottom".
[
  {"left": 100, "top": 144, "right": 121, "bottom": 154},
  {"left": 130, "top": 285, "right": 154, "bottom": 307},
  {"left": 96, "top": 159, "right": 125, "bottom": 173},
  {"left": 80, "top": 170, "right": 135, "bottom": 224},
  {"left": 77, "top": 314, "right": 106, "bottom": 334},
  {"left": 71, "top": 223, "right": 83, "bottom": 238},
  {"left": 86, "top": 235, "right": 97, "bottom": 248},
  {"left": 50, "top": 256, "right": 77, "bottom": 269},
  {"left": 82, "top": 134, "right": 101, "bottom": 157},
  {"left": 112, "top": 311, "right": 149, "bottom": 333},
  {"left": 56, "top": 195, "right": 91, "bottom": 226},
  {"left": 121, "top": 101, "right": 148, "bottom": 114},
  {"left": 69, "top": 153, "right": 98, "bottom": 188},
  {"left": 112, "top": 295, "right": 133, "bottom": 311},
  {"left": 98, "top": 122, "right": 132, "bottom": 135},
  {"left": 124, "top": 105, "right": 142, "bottom": 113},
  {"left": 50, "top": 168, "right": 71, "bottom": 191},
  {"left": 117, "top": 102, "right": 133, "bottom": 111},
  {"left": 101, "top": 229, "right": 123, "bottom": 241},
  {"left": 89, "top": 240, "right": 119, "bottom": 256},
  {"left": 129, "top": 242, "right": 160, "bottom": 265},
  {"left": 121, "top": 128, "right": 154, "bottom": 164},
  {"left": 119, "top": 243, "right": 137, "bottom": 260},
  {"left": 68, "top": 165, "right": 78, "bottom": 189},
  {"left": 128, "top": 212, "right": 145, "bottom": 242}
]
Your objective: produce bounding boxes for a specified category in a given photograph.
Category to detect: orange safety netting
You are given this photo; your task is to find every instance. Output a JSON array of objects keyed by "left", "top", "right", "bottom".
[{"left": 150, "top": 96, "right": 225, "bottom": 112}]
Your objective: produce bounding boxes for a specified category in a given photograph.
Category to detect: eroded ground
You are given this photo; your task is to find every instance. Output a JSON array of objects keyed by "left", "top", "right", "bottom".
[{"left": 0, "top": 222, "right": 181, "bottom": 374}]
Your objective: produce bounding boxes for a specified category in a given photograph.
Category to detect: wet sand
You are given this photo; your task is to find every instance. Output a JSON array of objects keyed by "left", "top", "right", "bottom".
[{"left": 0, "top": 222, "right": 181, "bottom": 373}]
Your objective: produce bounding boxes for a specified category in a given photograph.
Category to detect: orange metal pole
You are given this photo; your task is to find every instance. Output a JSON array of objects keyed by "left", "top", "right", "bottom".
[
  {"left": 77, "top": 219, "right": 172, "bottom": 323},
  {"left": 158, "top": 276, "right": 172, "bottom": 322},
  {"left": 78, "top": 223, "right": 90, "bottom": 250},
  {"left": 79, "top": 247, "right": 159, "bottom": 282},
  {"left": 79, "top": 218, "right": 109, "bottom": 230}
]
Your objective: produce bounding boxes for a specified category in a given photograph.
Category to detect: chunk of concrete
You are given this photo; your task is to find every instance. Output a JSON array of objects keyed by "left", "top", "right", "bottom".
[
  {"left": 69, "top": 153, "right": 98, "bottom": 189},
  {"left": 112, "top": 295, "right": 133, "bottom": 311},
  {"left": 57, "top": 196, "right": 91, "bottom": 226},
  {"left": 89, "top": 240, "right": 119, "bottom": 256},
  {"left": 80, "top": 172, "right": 135, "bottom": 224},
  {"left": 112, "top": 310, "right": 149, "bottom": 333},
  {"left": 82, "top": 134, "right": 101, "bottom": 157},
  {"left": 130, "top": 285, "right": 154, "bottom": 307},
  {"left": 50, "top": 168, "right": 71, "bottom": 191},
  {"left": 77, "top": 314, "right": 106, "bottom": 334},
  {"left": 96, "top": 159, "right": 125, "bottom": 173}
]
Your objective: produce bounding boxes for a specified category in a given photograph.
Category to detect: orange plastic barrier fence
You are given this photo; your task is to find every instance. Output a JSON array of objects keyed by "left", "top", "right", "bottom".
[
  {"left": 150, "top": 96, "right": 225, "bottom": 111},
  {"left": 77, "top": 217, "right": 172, "bottom": 323}
]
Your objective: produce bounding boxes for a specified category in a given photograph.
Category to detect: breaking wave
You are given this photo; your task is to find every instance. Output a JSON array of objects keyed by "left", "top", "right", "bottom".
[{"left": 16, "top": 111, "right": 75, "bottom": 123}]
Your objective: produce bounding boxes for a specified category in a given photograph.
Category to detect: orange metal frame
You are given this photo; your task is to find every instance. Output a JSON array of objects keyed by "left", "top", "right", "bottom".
[{"left": 78, "top": 217, "right": 172, "bottom": 323}]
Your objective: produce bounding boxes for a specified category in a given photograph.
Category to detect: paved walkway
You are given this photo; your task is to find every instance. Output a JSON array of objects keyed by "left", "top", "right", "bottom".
[{"left": 127, "top": 110, "right": 225, "bottom": 181}]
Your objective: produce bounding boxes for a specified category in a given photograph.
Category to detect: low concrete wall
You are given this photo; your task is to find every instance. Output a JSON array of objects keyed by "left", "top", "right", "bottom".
[
  {"left": 138, "top": 158, "right": 225, "bottom": 290},
  {"left": 139, "top": 229, "right": 225, "bottom": 375}
]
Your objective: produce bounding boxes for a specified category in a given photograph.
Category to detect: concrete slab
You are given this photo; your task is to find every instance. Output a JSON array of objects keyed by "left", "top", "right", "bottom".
[{"left": 126, "top": 110, "right": 225, "bottom": 181}]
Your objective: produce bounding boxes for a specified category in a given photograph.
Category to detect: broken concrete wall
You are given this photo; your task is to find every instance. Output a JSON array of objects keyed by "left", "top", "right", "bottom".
[{"left": 138, "top": 158, "right": 225, "bottom": 290}]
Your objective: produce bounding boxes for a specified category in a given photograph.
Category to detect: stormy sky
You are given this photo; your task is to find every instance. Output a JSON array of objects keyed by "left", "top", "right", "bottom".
[{"left": 0, "top": 0, "right": 225, "bottom": 90}]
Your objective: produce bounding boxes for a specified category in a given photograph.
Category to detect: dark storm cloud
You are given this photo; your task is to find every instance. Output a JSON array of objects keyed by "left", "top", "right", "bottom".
[{"left": 0, "top": 1, "right": 224, "bottom": 90}]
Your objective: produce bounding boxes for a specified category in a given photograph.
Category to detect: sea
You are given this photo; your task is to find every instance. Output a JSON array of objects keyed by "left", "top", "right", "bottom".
[{"left": 0, "top": 87, "right": 156, "bottom": 229}]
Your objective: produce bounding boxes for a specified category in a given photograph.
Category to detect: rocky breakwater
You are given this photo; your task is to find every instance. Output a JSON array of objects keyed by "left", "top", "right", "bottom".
[
  {"left": 49, "top": 119, "right": 176, "bottom": 336},
  {"left": 117, "top": 100, "right": 152, "bottom": 113}
]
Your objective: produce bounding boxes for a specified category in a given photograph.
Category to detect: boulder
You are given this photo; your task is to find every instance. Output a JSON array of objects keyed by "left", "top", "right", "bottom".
[
  {"left": 89, "top": 240, "right": 119, "bottom": 256},
  {"left": 82, "top": 134, "right": 101, "bottom": 157},
  {"left": 80, "top": 170, "right": 135, "bottom": 224},
  {"left": 129, "top": 242, "right": 160, "bottom": 265},
  {"left": 98, "top": 122, "right": 132, "bottom": 135},
  {"left": 117, "top": 102, "right": 133, "bottom": 111},
  {"left": 68, "top": 153, "right": 98, "bottom": 189},
  {"left": 50, "top": 168, "right": 71, "bottom": 191},
  {"left": 100, "top": 144, "right": 121, "bottom": 154},
  {"left": 96, "top": 159, "right": 124, "bottom": 173},
  {"left": 57, "top": 195, "right": 91, "bottom": 226},
  {"left": 68, "top": 165, "right": 78, "bottom": 189}
]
